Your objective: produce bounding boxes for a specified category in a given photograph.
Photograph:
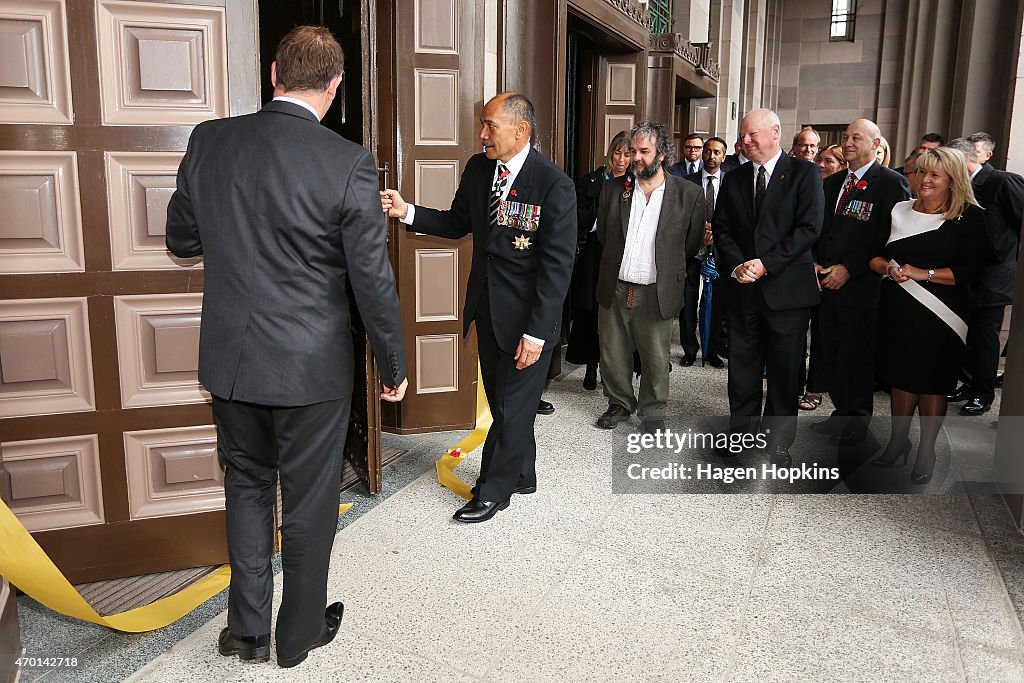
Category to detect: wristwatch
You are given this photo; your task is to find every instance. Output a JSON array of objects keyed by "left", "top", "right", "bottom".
[{"left": 927, "top": 269, "right": 935, "bottom": 282}]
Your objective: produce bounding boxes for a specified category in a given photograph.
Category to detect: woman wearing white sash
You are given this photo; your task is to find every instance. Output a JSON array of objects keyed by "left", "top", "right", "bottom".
[{"left": 869, "top": 147, "right": 988, "bottom": 484}]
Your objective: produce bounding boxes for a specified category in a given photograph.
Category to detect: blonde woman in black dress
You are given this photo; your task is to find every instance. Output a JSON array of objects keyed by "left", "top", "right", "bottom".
[{"left": 870, "top": 147, "right": 987, "bottom": 484}]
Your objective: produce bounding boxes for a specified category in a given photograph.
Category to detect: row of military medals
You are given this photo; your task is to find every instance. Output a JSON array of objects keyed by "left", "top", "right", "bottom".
[{"left": 496, "top": 199, "right": 541, "bottom": 250}]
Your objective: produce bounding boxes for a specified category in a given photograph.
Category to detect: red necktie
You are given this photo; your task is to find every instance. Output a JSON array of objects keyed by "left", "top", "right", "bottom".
[{"left": 835, "top": 172, "right": 857, "bottom": 216}]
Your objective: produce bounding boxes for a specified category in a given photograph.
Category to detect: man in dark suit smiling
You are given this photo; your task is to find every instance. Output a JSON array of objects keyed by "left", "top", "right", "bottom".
[
  {"left": 712, "top": 108, "right": 824, "bottom": 464},
  {"left": 812, "top": 119, "right": 910, "bottom": 444},
  {"left": 167, "top": 26, "right": 408, "bottom": 668},
  {"left": 381, "top": 93, "right": 576, "bottom": 522}
]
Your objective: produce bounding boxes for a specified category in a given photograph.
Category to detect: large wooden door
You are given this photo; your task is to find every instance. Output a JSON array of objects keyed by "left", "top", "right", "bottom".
[
  {"left": 0, "top": 0, "right": 259, "bottom": 582},
  {"left": 376, "top": 0, "right": 483, "bottom": 434}
]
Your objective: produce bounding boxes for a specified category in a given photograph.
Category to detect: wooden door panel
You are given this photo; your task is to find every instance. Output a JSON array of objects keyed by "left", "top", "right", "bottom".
[
  {"left": 378, "top": 0, "right": 481, "bottom": 434},
  {"left": 0, "top": 0, "right": 258, "bottom": 583}
]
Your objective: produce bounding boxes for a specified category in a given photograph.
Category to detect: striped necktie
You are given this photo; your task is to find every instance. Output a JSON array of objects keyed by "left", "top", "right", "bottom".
[
  {"left": 835, "top": 171, "right": 858, "bottom": 216},
  {"left": 705, "top": 175, "right": 716, "bottom": 223},
  {"left": 489, "top": 163, "right": 509, "bottom": 226}
]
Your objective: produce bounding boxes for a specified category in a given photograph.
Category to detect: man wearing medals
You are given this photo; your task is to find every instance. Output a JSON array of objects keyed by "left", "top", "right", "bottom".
[
  {"left": 380, "top": 93, "right": 577, "bottom": 523},
  {"left": 812, "top": 118, "right": 910, "bottom": 445}
]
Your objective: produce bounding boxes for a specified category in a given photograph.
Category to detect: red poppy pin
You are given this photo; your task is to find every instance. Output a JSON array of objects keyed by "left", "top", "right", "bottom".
[
  {"left": 856, "top": 180, "right": 868, "bottom": 190},
  {"left": 779, "top": 174, "right": 785, "bottom": 180},
  {"left": 449, "top": 447, "right": 462, "bottom": 458},
  {"left": 622, "top": 177, "right": 633, "bottom": 201},
  {"left": 510, "top": 189, "right": 517, "bottom": 198}
]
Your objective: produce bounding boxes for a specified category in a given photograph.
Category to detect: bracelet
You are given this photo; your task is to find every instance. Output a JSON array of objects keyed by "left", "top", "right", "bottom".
[{"left": 927, "top": 269, "right": 935, "bottom": 282}]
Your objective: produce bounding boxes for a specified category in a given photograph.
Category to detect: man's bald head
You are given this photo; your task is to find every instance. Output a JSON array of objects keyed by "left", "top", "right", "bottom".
[{"left": 841, "top": 118, "right": 882, "bottom": 168}]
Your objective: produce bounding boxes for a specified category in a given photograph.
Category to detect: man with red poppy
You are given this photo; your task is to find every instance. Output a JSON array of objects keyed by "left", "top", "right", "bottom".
[{"left": 811, "top": 118, "right": 910, "bottom": 445}]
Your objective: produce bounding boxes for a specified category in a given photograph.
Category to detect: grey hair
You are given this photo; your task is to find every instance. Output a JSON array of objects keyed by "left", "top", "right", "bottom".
[
  {"left": 966, "top": 131, "right": 996, "bottom": 153},
  {"left": 629, "top": 120, "right": 675, "bottom": 171},
  {"left": 500, "top": 92, "right": 541, "bottom": 151},
  {"left": 945, "top": 138, "right": 979, "bottom": 162}
]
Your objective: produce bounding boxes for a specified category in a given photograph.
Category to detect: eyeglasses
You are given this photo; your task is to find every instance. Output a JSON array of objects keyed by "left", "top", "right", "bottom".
[{"left": 684, "top": 145, "right": 703, "bottom": 152}]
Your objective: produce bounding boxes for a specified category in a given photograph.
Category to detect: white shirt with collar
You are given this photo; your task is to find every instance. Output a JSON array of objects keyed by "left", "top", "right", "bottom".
[
  {"left": 618, "top": 180, "right": 667, "bottom": 285},
  {"left": 834, "top": 159, "right": 875, "bottom": 212},
  {"left": 730, "top": 149, "right": 784, "bottom": 279},
  {"left": 700, "top": 168, "right": 722, "bottom": 206},
  {"left": 272, "top": 96, "right": 321, "bottom": 120},
  {"left": 751, "top": 149, "right": 784, "bottom": 193},
  {"left": 969, "top": 164, "right": 983, "bottom": 181},
  {"left": 401, "top": 142, "right": 544, "bottom": 347}
]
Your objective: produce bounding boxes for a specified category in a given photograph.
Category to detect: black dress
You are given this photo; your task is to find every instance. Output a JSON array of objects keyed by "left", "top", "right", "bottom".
[
  {"left": 565, "top": 167, "right": 611, "bottom": 365},
  {"left": 875, "top": 201, "right": 988, "bottom": 394}
]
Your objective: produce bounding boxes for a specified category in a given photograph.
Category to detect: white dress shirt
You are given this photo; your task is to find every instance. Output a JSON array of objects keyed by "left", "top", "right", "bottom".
[
  {"left": 272, "top": 96, "right": 321, "bottom": 120},
  {"left": 618, "top": 181, "right": 666, "bottom": 284},
  {"left": 731, "top": 149, "right": 784, "bottom": 279}
]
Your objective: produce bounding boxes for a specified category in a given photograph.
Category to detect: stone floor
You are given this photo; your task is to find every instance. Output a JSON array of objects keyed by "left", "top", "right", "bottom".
[{"left": 16, "top": 344, "right": 1024, "bottom": 682}]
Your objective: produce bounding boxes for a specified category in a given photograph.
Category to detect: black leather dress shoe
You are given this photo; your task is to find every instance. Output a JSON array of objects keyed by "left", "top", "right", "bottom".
[
  {"left": 767, "top": 445, "right": 792, "bottom": 466},
  {"left": 218, "top": 628, "right": 270, "bottom": 662},
  {"left": 513, "top": 482, "right": 537, "bottom": 495},
  {"left": 453, "top": 498, "right": 509, "bottom": 523},
  {"left": 947, "top": 385, "right": 971, "bottom": 402},
  {"left": 680, "top": 354, "right": 696, "bottom": 367},
  {"left": 960, "top": 397, "right": 991, "bottom": 416},
  {"left": 837, "top": 426, "right": 868, "bottom": 446},
  {"left": 705, "top": 355, "right": 725, "bottom": 368},
  {"left": 809, "top": 417, "right": 845, "bottom": 434},
  {"left": 596, "top": 404, "right": 631, "bottom": 429},
  {"left": 277, "top": 602, "right": 344, "bottom": 668},
  {"left": 583, "top": 364, "right": 598, "bottom": 390},
  {"left": 537, "top": 399, "right": 555, "bottom": 415}
]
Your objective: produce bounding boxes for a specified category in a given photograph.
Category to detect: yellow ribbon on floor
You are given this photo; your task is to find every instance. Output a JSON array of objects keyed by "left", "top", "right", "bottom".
[
  {"left": 0, "top": 498, "right": 351, "bottom": 633},
  {"left": 435, "top": 367, "right": 491, "bottom": 500}
]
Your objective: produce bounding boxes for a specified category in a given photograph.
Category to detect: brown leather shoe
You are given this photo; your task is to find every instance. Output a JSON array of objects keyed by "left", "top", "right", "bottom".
[{"left": 596, "top": 404, "right": 631, "bottom": 429}]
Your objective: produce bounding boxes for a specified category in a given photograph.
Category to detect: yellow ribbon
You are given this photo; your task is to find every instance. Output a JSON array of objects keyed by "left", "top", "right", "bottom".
[
  {"left": 435, "top": 367, "right": 491, "bottom": 499},
  {"left": 0, "top": 495, "right": 351, "bottom": 633}
]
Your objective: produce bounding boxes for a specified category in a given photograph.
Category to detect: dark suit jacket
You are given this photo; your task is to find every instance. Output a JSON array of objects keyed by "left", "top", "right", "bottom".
[
  {"left": 712, "top": 152, "right": 824, "bottom": 311},
  {"left": 972, "top": 163, "right": 1024, "bottom": 306},
  {"left": 594, "top": 173, "right": 705, "bottom": 319},
  {"left": 721, "top": 154, "right": 748, "bottom": 174},
  {"left": 668, "top": 160, "right": 702, "bottom": 178},
  {"left": 166, "top": 100, "right": 407, "bottom": 406},
  {"left": 410, "top": 148, "right": 577, "bottom": 353},
  {"left": 817, "top": 162, "right": 911, "bottom": 308}
]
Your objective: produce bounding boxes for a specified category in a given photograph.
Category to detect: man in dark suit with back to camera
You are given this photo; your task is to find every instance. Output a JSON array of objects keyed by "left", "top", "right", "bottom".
[
  {"left": 712, "top": 109, "right": 825, "bottom": 465},
  {"left": 380, "top": 92, "right": 576, "bottom": 523},
  {"left": 166, "top": 26, "right": 408, "bottom": 669},
  {"left": 945, "top": 137, "right": 1024, "bottom": 415},
  {"left": 811, "top": 119, "right": 910, "bottom": 445}
]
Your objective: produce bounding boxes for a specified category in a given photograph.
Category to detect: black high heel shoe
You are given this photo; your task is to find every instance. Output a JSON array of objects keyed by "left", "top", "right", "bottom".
[
  {"left": 911, "top": 451, "right": 935, "bottom": 485},
  {"left": 872, "top": 439, "right": 911, "bottom": 468}
]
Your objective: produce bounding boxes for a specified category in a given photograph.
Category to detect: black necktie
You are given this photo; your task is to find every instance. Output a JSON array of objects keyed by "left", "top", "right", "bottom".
[
  {"left": 755, "top": 165, "right": 767, "bottom": 216},
  {"left": 489, "top": 163, "right": 508, "bottom": 226},
  {"left": 689, "top": 162, "right": 696, "bottom": 176},
  {"left": 705, "top": 176, "right": 715, "bottom": 223}
]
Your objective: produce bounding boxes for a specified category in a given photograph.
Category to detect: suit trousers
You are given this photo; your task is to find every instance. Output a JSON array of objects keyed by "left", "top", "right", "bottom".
[
  {"left": 474, "top": 291, "right": 551, "bottom": 501},
  {"left": 212, "top": 395, "right": 347, "bottom": 657},
  {"left": 727, "top": 286, "right": 810, "bottom": 448},
  {"left": 679, "top": 258, "right": 702, "bottom": 357},
  {"left": 816, "top": 298, "right": 876, "bottom": 421},
  {"left": 599, "top": 281, "right": 673, "bottom": 417},
  {"left": 964, "top": 305, "right": 1006, "bottom": 403}
]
